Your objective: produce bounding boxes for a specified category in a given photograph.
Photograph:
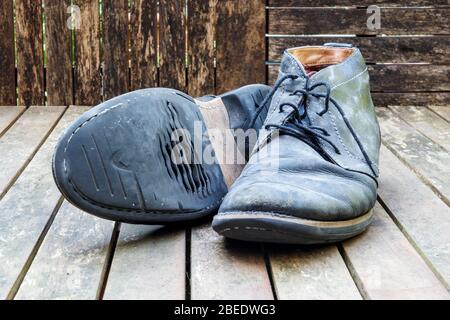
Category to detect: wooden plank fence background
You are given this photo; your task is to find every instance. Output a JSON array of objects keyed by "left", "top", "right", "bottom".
[
  {"left": 0, "top": 1, "right": 449, "bottom": 107},
  {"left": 0, "top": 0, "right": 266, "bottom": 107},
  {"left": 267, "top": 0, "right": 450, "bottom": 106}
]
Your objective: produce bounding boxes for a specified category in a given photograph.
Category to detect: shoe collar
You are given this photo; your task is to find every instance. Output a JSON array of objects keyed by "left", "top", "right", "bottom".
[{"left": 280, "top": 45, "right": 367, "bottom": 92}]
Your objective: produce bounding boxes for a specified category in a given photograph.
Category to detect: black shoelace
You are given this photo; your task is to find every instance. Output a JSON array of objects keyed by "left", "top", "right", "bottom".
[{"left": 251, "top": 74, "right": 377, "bottom": 176}]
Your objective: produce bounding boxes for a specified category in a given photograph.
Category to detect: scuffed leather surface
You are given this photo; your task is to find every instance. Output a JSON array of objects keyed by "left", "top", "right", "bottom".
[
  {"left": 219, "top": 47, "right": 381, "bottom": 221},
  {"left": 221, "top": 136, "right": 377, "bottom": 221},
  {"left": 307, "top": 49, "right": 381, "bottom": 176}
]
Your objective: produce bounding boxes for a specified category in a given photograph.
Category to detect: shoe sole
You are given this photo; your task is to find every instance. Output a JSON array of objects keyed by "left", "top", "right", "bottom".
[
  {"left": 212, "top": 209, "right": 374, "bottom": 244},
  {"left": 52, "top": 85, "right": 270, "bottom": 224}
]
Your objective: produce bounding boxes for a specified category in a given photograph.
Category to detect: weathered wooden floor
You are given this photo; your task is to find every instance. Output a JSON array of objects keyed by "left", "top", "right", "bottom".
[{"left": 0, "top": 105, "right": 449, "bottom": 300}]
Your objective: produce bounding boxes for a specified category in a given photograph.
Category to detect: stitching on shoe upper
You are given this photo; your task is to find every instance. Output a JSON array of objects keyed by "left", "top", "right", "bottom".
[
  {"left": 267, "top": 86, "right": 285, "bottom": 121},
  {"left": 258, "top": 54, "right": 379, "bottom": 175},
  {"left": 328, "top": 112, "right": 379, "bottom": 173},
  {"left": 331, "top": 67, "right": 368, "bottom": 91},
  {"left": 314, "top": 109, "right": 366, "bottom": 163},
  {"left": 307, "top": 69, "right": 380, "bottom": 172},
  {"left": 307, "top": 104, "right": 360, "bottom": 162},
  {"left": 304, "top": 60, "right": 349, "bottom": 67},
  {"left": 329, "top": 112, "right": 367, "bottom": 162},
  {"left": 265, "top": 53, "right": 302, "bottom": 122},
  {"left": 309, "top": 48, "right": 360, "bottom": 84}
]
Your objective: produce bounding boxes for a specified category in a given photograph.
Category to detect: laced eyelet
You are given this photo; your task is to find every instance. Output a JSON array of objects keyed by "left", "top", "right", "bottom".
[{"left": 260, "top": 74, "right": 376, "bottom": 177}]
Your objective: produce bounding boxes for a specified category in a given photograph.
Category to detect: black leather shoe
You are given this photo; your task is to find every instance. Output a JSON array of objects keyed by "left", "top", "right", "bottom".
[
  {"left": 213, "top": 44, "right": 381, "bottom": 244},
  {"left": 53, "top": 85, "right": 271, "bottom": 224}
]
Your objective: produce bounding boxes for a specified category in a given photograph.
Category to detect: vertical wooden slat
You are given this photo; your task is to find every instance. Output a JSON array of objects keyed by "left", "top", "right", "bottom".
[
  {"left": 15, "top": 0, "right": 45, "bottom": 107},
  {"left": 129, "top": 0, "right": 158, "bottom": 90},
  {"left": 44, "top": 0, "right": 73, "bottom": 106},
  {"left": 0, "top": 1, "right": 16, "bottom": 105},
  {"left": 103, "top": 0, "right": 129, "bottom": 100},
  {"left": 74, "top": 0, "right": 101, "bottom": 105},
  {"left": 216, "top": 0, "right": 266, "bottom": 93},
  {"left": 159, "top": 0, "right": 186, "bottom": 91},
  {"left": 187, "top": 0, "right": 217, "bottom": 97}
]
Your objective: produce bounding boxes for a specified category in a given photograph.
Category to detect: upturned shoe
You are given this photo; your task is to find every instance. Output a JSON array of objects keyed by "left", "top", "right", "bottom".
[
  {"left": 213, "top": 44, "right": 381, "bottom": 244},
  {"left": 53, "top": 85, "right": 271, "bottom": 224}
]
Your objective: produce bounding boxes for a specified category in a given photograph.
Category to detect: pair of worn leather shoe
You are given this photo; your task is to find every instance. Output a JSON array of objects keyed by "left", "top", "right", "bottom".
[{"left": 53, "top": 44, "right": 380, "bottom": 244}]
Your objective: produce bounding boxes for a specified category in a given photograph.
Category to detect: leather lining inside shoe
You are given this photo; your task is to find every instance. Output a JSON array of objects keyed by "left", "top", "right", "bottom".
[{"left": 288, "top": 47, "right": 355, "bottom": 73}]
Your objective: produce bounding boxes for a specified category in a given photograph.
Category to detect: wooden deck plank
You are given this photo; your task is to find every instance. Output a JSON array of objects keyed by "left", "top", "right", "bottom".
[
  {"left": 429, "top": 106, "right": 450, "bottom": 122},
  {"left": 342, "top": 203, "right": 449, "bottom": 300},
  {"left": 269, "top": 245, "right": 362, "bottom": 300},
  {"left": 0, "top": 106, "right": 25, "bottom": 138},
  {"left": 15, "top": 201, "right": 114, "bottom": 300},
  {"left": 376, "top": 107, "right": 450, "bottom": 205},
  {"left": 0, "top": 107, "right": 89, "bottom": 299},
  {"left": 103, "top": 225, "right": 185, "bottom": 300},
  {"left": 390, "top": 106, "right": 450, "bottom": 151},
  {"left": 378, "top": 145, "right": 450, "bottom": 290},
  {"left": 0, "top": 106, "right": 66, "bottom": 199},
  {"left": 191, "top": 223, "right": 273, "bottom": 300}
]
